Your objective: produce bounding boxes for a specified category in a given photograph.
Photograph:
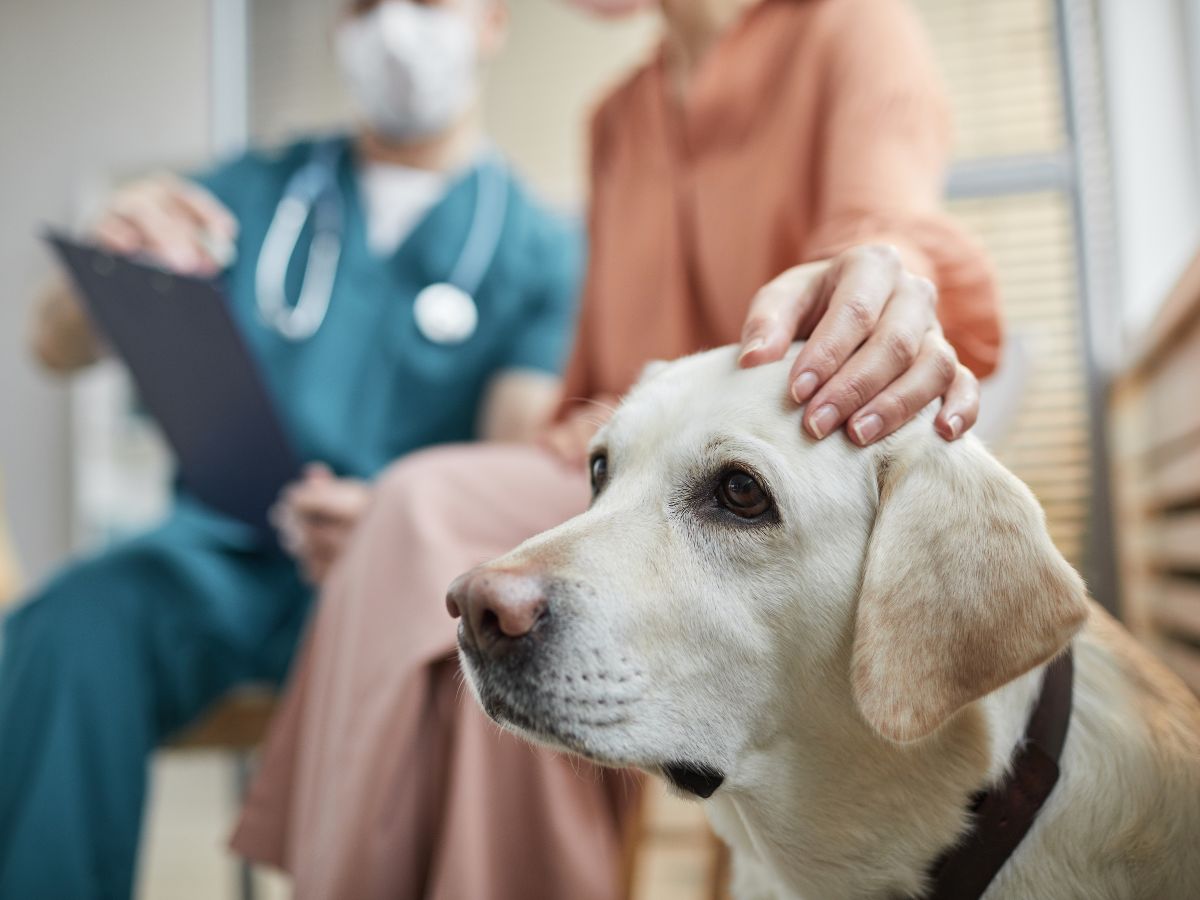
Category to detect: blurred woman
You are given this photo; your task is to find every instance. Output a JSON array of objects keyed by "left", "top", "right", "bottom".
[
  {"left": 233, "top": 0, "right": 1001, "bottom": 897},
  {"left": 0, "top": 1, "right": 580, "bottom": 896}
]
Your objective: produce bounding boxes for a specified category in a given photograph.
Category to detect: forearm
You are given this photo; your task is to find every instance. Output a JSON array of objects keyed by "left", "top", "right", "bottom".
[
  {"left": 30, "top": 278, "right": 104, "bottom": 374},
  {"left": 805, "top": 0, "right": 1000, "bottom": 378}
]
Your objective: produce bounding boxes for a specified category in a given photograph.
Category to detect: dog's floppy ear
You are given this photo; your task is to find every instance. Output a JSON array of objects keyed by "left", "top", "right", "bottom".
[{"left": 852, "top": 430, "right": 1088, "bottom": 743}]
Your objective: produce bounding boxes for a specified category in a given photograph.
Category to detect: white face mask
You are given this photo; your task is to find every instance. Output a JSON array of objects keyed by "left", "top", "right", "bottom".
[{"left": 336, "top": 1, "right": 479, "bottom": 142}]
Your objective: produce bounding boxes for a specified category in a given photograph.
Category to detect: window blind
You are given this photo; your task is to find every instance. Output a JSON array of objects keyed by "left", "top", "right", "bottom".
[{"left": 913, "top": 0, "right": 1095, "bottom": 569}]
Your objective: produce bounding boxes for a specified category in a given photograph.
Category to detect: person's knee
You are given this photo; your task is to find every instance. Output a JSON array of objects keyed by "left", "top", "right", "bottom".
[
  {"left": 369, "top": 446, "right": 500, "bottom": 558},
  {"left": 375, "top": 444, "right": 479, "bottom": 515},
  {"left": 3, "top": 546, "right": 158, "bottom": 673},
  {"left": 9, "top": 572, "right": 89, "bottom": 654}
]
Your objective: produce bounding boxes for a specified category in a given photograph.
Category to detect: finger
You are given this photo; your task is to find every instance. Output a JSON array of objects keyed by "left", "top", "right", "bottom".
[
  {"left": 303, "top": 521, "right": 346, "bottom": 558},
  {"left": 269, "top": 486, "right": 305, "bottom": 535},
  {"left": 787, "top": 245, "right": 902, "bottom": 404},
  {"left": 164, "top": 179, "right": 238, "bottom": 269},
  {"left": 168, "top": 177, "right": 238, "bottom": 239},
  {"left": 293, "top": 481, "right": 369, "bottom": 525},
  {"left": 801, "top": 274, "right": 937, "bottom": 440},
  {"left": 934, "top": 364, "right": 980, "bottom": 441},
  {"left": 288, "top": 488, "right": 343, "bottom": 524},
  {"left": 94, "top": 216, "right": 142, "bottom": 254},
  {"left": 285, "top": 480, "right": 327, "bottom": 517},
  {"left": 844, "top": 333, "right": 960, "bottom": 446},
  {"left": 112, "top": 192, "right": 212, "bottom": 274},
  {"left": 276, "top": 517, "right": 307, "bottom": 558},
  {"left": 112, "top": 200, "right": 208, "bottom": 274},
  {"left": 304, "top": 462, "right": 334, "bottom": 482},
  {"left": 738, "top": 261, "right": 830, "bottom": 368},
  {"left": 275, "top": 480, "right": 305, "bottom": 516},
  {"left": 267, "top": 500, "right": 289, "bottom": 532}
]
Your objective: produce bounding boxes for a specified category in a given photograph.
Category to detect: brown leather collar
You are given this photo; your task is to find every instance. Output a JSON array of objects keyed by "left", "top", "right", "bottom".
[{"left": 926, "top": 650, "right": 1074, "bottom": 900}]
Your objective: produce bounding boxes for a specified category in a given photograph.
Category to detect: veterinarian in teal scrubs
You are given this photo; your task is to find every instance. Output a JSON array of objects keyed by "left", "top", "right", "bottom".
[{"left": 0, "top": 1, "right": 578, "bottom": 896}]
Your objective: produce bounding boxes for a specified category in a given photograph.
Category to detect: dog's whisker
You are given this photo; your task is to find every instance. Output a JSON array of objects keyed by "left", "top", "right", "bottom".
[{"left": 581, "top": 398, "right": 618, "bottom": 415}]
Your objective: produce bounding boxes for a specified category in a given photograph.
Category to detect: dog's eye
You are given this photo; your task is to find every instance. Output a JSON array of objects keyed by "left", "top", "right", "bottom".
[
  {"left": 718, "top": 469, "right": 771, "bottom": 518},
  {"left": 589, "top": 452, "right": 609, "bottom": 496}
]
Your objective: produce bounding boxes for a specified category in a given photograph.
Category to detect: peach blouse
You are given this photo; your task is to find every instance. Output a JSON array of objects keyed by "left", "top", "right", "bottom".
[{"left": 562, "top": 0, "right": 1001, "bottom": 407}]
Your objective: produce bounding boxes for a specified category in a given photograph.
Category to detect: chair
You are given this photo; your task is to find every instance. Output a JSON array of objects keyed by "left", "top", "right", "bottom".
[
  {"left": 167, "top": 688, "right": 278, "bottom": 900},
  {"left": 168, "top": 689, "right": 741, "bottom": 899}
]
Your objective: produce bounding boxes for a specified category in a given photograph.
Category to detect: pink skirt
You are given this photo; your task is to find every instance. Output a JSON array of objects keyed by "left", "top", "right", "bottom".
[{"left": 232, "top": 444, "right": 641, "bottom": 899}]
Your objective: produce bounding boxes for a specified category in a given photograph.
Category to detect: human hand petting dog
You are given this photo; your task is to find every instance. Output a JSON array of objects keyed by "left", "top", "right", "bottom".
[
  {"left": 272, "top": 464, "right": 372, "bottom": 586},
  {"left": 737, "top": 244, "right": 979, "bottom": 446}
]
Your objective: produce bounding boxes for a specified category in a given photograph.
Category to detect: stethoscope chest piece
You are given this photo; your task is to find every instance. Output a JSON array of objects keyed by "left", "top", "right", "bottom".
[
  {"left": 258, "top": 140, "right": 505, "bottom": 345},
  {"left": 413, "top": 282, "right": 478, "bottom": 345}
]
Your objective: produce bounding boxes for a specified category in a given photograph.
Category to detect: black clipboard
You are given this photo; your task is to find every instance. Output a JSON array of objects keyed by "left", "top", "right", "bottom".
[{"left": 47, "top": 232, "right": 302, "bottom": 535}]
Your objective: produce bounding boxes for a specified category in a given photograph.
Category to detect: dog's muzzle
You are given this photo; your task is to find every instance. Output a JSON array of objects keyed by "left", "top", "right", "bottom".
[{"left": 448, "top": 566, "right": 726, "bottom": 797}]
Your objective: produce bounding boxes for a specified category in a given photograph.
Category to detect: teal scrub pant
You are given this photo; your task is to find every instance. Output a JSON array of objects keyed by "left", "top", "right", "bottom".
[{"left": 0, "top": 512, "right": 310, "bottom": 899}]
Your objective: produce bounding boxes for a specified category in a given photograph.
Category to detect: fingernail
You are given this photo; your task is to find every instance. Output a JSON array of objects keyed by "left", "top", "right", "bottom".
[
  {"left": 738, "top": 337, "right": 765, "bottom": 365},
  {"left": 791, "top": 370, "right": 819, "bottom": 404},
  {"left": 174, "top": 247, "right": 200, "bottom": 272},
  {"left": 946, "top": 414, "right": 964, "bottom": 439},
  {"left": 851, "top": 414, "right": 883, "bottom": 445},
  {"left": 808, "top": 404, "right": 838, "bottom": 439}
]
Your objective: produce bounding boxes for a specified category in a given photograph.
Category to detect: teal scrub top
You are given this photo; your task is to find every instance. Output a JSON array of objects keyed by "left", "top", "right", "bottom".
[{"left": 192, "top": 135, "right": 582, "bottom": 482}]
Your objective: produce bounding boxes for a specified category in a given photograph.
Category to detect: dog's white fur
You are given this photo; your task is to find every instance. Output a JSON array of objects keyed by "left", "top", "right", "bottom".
[{"left": 458, "top": 345, "right": 1200, "bottom": 899}]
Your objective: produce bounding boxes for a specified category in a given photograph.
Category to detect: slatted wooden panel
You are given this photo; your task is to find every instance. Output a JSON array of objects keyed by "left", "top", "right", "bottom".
[
  {"left": 909, "top": 0, "right": 1091, "bottom": 567},
  {"left": 630, "top": 783, "right": 726, "bottom": 900},
  {"left": 1110, "top": 250, "right": 1200, "bottom": 697},
  {"left": 948, "top": 192, "right": 1090, "bottom": 565},
  {"left": 912, "top": 0, "right": 1066, "bottom": 160}
]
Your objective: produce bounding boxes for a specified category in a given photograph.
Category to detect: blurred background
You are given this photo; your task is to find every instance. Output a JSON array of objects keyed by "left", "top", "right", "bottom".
[{"left": 2, "top": 0, "right": 1199, "bottom": 897}]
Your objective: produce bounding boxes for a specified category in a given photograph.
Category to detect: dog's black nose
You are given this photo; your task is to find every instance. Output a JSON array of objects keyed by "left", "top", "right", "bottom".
[{"left": 447, "top": 568, "right": 549, "bottom": 656}]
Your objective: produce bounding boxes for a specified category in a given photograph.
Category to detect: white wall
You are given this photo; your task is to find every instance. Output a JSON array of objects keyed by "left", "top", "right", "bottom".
[
  {"left": 1099, "top": 0, "right": 1200, "bottom": 338},
  {"left": 0, "top": 0, "right": 212, "bottom": 581}
]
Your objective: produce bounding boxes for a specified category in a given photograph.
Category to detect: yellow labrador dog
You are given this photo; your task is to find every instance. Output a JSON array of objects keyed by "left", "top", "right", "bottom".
[{"left": 449, "top": 346, "right": 1200, "bottom": 899}]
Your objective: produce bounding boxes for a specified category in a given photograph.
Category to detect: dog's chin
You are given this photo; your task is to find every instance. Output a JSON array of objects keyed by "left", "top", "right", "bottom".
[
  {"left": 456, "top": 636, "right": 632, "bottom": 766},
  {"left": 478, "top": 686, "right": 616, "bottom": 760},
  {"left": 484, "top": 693, "right": 727, "bottom": 798},
  {"left": 458, "top": 644, "right": 727, "bottom": 799}
]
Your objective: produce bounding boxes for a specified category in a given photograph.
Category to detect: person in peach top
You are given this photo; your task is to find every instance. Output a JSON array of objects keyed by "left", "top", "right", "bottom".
[{"left": 232, "top": 0, "right": 1001, "bottom": 896}]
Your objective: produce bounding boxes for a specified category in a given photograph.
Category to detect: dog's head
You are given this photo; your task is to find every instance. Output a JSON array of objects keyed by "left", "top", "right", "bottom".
[{"left": 450, "top": 346, "right": 1087, "bottom": 798}]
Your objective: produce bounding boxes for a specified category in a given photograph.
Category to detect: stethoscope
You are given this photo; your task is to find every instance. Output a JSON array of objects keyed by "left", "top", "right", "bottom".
[{"left": 255, "top": 139, "right": 508, "bottom": 344}]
